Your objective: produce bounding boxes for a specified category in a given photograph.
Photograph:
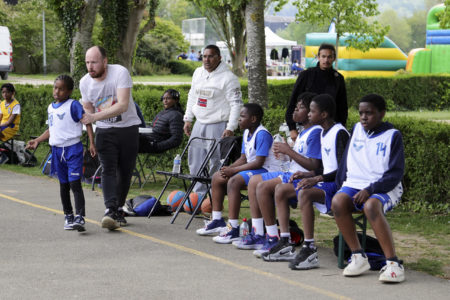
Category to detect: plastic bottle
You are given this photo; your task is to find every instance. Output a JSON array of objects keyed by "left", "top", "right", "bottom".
[
  {"left": 239, "top": 218, "right": 249, "bottom": 237},
  {"left": 172, "top": 154, "right": 181, "bottom": 173},
  {"left": 273, "top": 134, "right": 290, "bottom": 173}
]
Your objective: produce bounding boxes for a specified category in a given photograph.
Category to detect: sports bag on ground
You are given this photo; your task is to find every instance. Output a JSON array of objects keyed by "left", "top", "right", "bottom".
[{"left": 124, "top": 195, "right": 172, "bottom": 217}]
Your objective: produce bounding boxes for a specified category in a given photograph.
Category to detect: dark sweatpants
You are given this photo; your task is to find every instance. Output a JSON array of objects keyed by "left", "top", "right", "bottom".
[{"left": 95, "top": 125, "right": 139, "bottom": 210}]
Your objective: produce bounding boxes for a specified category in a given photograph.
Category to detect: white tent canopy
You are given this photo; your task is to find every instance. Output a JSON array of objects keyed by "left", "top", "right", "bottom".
[{"left": 264, "top": 26, "right": 296, "bottom": 47}]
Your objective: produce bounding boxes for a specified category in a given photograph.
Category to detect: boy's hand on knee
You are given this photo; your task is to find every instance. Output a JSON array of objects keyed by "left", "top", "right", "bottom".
[{"left": 353, "top": 189, "right": 370, "bottom": 205}]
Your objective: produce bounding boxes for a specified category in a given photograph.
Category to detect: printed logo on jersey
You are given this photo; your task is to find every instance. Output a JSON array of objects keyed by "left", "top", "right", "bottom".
[
  {"left": 48, "top": 113, "right": 53, "bottom": 126},
  {"left": 353, "top": 143, "right": 363, "bottom": 152},
  {"left": 376, "top": 142, "right": 387, "bottom": 157},
  {"left": 57, "top": 113, "right": 65, "bottom": 120},
  {"left": 298, "top": 141, "right": 305, "bottom": 153},
  {"left": 197, "top": 98, "right": 207, "bottom": 107},
  {"left": 324, "top": 148, "right": 331, "bottom": 156}
]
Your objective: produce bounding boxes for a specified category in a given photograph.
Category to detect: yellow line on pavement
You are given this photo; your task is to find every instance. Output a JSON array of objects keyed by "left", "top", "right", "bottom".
[{"left": 0, "top": 192, "right": 351, "bottom": 300}]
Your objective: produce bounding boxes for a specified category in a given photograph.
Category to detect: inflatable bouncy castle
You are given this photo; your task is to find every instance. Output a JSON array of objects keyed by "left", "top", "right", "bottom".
[
  {"left": 304, "top": 33, "right": 407, "bottom": 77},
  {"left": 406, "top": 3, "right": 450, "bottom": 74}
]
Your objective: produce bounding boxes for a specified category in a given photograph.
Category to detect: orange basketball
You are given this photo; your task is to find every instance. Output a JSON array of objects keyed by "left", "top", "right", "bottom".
[
  {"left": 166, "top": 190, "right": 185, "bottom": 211},
  {"left": 183, "top": 192, "right": 200, "bottom": 214},
  {"left": 201, "top": 197, "right": 212, "bottom": 214}
]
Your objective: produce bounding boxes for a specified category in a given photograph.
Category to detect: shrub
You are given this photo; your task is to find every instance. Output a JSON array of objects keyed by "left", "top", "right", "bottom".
[{"left": 167, "top": 60, "right": 201, "bottom": 75}]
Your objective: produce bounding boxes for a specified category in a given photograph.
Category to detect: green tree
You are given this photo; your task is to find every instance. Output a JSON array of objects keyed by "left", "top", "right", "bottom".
[
  {"left": 3, "top": 0, "right": 67, "bottom": 74},
  {"left": 189, "top": 0, "right": 247, "bottom": 77},
  {"left": 136, "top": 17, "right": 189, "bottom": 66},
  {"left": 378, "top": 9, "right": 412, "bottom": 53},
  {"left": 438, "top": 0, "right": 450, "bottom": 29},
  {"left": 293, "top": 0, "right": 389, "bottom": 69},
  {"left": 276, "top": 21, "right": 328, "bottom": 45},
  {"left": 157, "top": 0, "right": 198, "bottom": 27},
  {"left": 407, "top": 10, "right": 427, "bottom": 50}
]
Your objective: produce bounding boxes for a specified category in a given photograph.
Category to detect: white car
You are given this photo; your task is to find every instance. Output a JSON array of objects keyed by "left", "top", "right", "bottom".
[{"left": 0, "top": 26, "right": 13, "bottom": 80}]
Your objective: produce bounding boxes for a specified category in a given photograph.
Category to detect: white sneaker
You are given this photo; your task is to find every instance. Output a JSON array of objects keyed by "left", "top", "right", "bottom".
[
  {"left": 212, "top": 225, "right": 240, "bottom": 244},
  {"left": 343, "top": 253, "right": 370, "bottom": 276},
  {"left": 379, "top": 261, "right": 405, "bottom": 283}
]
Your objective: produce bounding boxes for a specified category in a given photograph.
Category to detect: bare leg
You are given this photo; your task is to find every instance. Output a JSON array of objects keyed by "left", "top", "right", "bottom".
[
  {"left": 248, "top": 175, "right": 263, "bottom": 218},
  {"left": 227, "top": 174, "right": 247, "bottom": 219},
  {"left": 332, "top": 193, "right": 361, "bottom": 251},
  {"left": 256, "top": 178, "right": 281, "bottom": 226},
  {"left": 298, "top": 188, "right": 325, "bottom": 240},
  {"left": 364, "top": 198, "right": 396, "bottom": 258},
  {"left": 211, "top": 172, "right": 227, "bottom": 212},
  {"left": 274, "top": 183, "right": 296, "bottom": 233}
]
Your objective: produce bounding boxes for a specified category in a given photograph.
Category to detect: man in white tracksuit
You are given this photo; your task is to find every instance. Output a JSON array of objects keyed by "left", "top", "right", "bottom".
[{"left": 183, "top": 44, "right": 243, "bottom": 195}]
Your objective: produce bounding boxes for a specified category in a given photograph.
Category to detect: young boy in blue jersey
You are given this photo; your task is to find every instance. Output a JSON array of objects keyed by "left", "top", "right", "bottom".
[
  {"left": 196, "top": 103, "right": 280, "bottom": 243},
  {"left": 26, "top": 75, "right": 96, "bottom": 232},
  {"left": 262, "top": 94, "right": 349, "bottom": 266},
  {"left": 233, "top": 92, "right": 322, "bottom": 258},
  {"left": 332, "top": 94, "right": 405, "bottom": 283}
]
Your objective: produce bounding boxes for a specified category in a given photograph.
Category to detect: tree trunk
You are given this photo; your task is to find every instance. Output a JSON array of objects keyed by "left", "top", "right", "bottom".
[
  {"left": 230, "top": 7, "right": 246, "bottom": 77},
  {"left": 115, "top": 0, "right": 148, "bottom": 71},
  {"left": 335, "top": 33, "right": 339, "bottom": 70},
  {"left": 245, "top": 0, "right": 268, "bottom": 107},
  {"left": 137, "top": 0, "right": 159, "bottom": 42},
  {"left": 70, "top": 0, "right": 99, "bottom": 86}
]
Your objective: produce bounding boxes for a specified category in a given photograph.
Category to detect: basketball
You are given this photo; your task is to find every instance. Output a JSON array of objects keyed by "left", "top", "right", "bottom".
[
  {"left": 183, "top": 192, "right": 201, "bottom": 214},
  {"left": 201, "top": 197, "right": 212, "bottom": 214},
  {"left": 166, "top": 190, "right": 185, "bottom": 211}
]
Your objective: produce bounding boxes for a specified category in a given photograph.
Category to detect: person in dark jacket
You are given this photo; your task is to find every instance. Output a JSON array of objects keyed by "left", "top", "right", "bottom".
[
  {"left": 285, "top": 43, "right": 347, "bottom": 141},
  {"left": 139, "top": 89, "right": 184, "bottom": 153}
]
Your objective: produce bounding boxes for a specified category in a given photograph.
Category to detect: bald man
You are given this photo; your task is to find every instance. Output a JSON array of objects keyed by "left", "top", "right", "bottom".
[{"left": 80, "top": 46, "right": 141, "bottom": 230}]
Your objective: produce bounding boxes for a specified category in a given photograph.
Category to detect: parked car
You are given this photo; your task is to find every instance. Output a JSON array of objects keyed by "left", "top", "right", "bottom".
[{"left": 0, "top": 26, "right": 13, "bottom": 80}]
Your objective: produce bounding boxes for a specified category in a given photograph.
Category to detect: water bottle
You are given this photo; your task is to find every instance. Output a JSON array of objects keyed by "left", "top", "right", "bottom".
[
  {"left": 172, "top": 154, "right": 181, "bottom": 173},
  {"left": 273, "top": 134, "right": 290, "bottom": 173},
  {"left": 239, "top": 218, "right": 249, "bottom": 237}
]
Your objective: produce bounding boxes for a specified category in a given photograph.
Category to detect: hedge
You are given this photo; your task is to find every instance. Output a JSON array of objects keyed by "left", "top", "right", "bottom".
[{"left": 8, "top": 78, "right": 450, "bottom": 213}]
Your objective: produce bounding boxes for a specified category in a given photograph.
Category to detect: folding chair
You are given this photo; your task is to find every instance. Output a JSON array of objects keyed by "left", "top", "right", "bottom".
[{"left": 147, "top": 136, "right": 219, "bottom": 226}]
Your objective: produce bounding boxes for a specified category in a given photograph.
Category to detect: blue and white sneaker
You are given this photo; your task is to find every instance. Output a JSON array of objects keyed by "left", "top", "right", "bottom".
[
  {"left": 196, "top": 218, "right": 227, "bottom": 236},
  {"left": 233, "top": 231, "right": 265, "bottom": 250},
  {"left": 212, "top": 224, "right": 240, "bottom": 244},
  {"left": 253, "top": 235, "right": 279, "bottom": 258},
  {"left": 64, "top": 214, "right": 74, "bottom": 230},
  {"left": 72, "top": 215, "right": 86, "bottom": 232}
]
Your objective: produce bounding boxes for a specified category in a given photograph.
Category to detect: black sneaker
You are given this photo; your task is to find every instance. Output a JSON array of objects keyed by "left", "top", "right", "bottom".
[
  {"left": 289, "top": 245, "right": 319, "bottom": 270},
  {"left": 262, "top": 237, "right": 296, "bottom": 262},
  {"left": 72, "top": 215, "right": 86, "bottom": 232},
  {"left": 116, "top": 209, "right": 128, "bottom": 227},
  {"left": 101, "top": 209, "right": 120, "bottom": 230}
]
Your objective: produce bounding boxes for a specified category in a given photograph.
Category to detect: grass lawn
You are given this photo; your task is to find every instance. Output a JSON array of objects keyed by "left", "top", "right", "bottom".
[
  {"left": 386, "top": 110, "right": 450, "bottom": 121},
  {"left": 3, "top": 145, "right": 449, "bottom": 279}
]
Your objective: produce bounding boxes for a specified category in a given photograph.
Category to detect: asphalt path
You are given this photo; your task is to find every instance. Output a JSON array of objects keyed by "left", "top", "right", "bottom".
[{"left": 0, "top": 170, "right": 448, "bottom": 299}]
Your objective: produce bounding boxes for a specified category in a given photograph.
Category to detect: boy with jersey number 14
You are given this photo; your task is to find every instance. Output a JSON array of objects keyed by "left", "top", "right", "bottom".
[{"left": 332, "top": 94, "right": 405, "bottom": 283}]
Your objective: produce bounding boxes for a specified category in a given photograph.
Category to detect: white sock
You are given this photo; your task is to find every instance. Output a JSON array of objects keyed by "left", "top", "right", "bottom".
[
  {"left": 252, "top": 218, "right": 264, "bottom": 236},
  {"left": 266, "top": 224, "right": 279, "bottom": 238},
  {"left": 229, "top": 219, "right": 239, "bottom": 228},
  {"left": 212, "top": 211, "right": 222, "bottom": 220},
  {"left": 280, "top": 232, "right": 290, "bottom": 238}
]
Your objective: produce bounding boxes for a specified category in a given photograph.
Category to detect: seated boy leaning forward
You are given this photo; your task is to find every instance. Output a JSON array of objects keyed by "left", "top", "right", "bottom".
[
  {"left": 0, "top": 83, "right": 21, "bottom": 142},
  {"left": 196, "top": 103, "right": 280, "bottom": 243},
  {"left": 264, "top": 94, "right": 349, "bottom": 267},
  {"left": 332, "top": 94, "right": 405, "bottom": 283},
  {"left": 233, "top": 92, "right": 322, "bottom": 258}
]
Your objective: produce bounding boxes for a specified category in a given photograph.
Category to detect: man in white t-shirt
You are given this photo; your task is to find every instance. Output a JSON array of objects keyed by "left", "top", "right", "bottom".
[
  {"left": 80, "top": 46, "right": 141, "bottom": 231},
  {"left": 183, "top": 44, "right": 243, "bottom": 195}
]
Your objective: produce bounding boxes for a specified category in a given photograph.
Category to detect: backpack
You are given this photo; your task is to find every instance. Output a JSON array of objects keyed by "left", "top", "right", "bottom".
[
  {"left": 124, "top": 195, "right": 172, "bottom": 217},
  {"left": 333, "top": 233, "right": 386, "bottom": 270},
  {"left": 82, "top": 150, "right": 101, "bottom": 184}
]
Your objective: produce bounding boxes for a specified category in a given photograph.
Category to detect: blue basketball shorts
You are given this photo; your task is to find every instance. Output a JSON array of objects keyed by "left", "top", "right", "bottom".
[
  {"left": 292, "top": 180, "right": 336, "bottom": 214},
  {"left": 236, "top": 168, "right": 268, "bottom": 185},
  {"left": 335, "top": 184, "right": 403, "bottom": 213},
  {"left": 260, "top": 171, "right": 297, "bottom": 206},
  {"left": 51, "top": 142, "right": 84, "bottom": 184}
]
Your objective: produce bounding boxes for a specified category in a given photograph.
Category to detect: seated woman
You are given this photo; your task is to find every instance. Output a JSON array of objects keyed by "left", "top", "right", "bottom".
[
  {"left": 0, "top": 83, "right": 21, "bottom": 142},
  {"left": 139, "top": 89, "right": 184, "bottom": 153}
]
